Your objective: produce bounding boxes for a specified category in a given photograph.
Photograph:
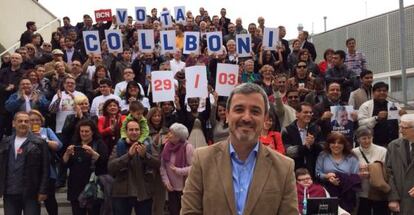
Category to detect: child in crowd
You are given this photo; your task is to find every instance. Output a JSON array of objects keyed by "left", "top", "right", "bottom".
[{"left": 120, "top": 101, "right": 152, "bottom": 174}]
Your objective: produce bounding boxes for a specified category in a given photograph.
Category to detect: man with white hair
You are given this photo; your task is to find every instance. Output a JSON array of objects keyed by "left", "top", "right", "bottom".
[{"left": 386, "top": 113, "right": 414, "bottom": 214}]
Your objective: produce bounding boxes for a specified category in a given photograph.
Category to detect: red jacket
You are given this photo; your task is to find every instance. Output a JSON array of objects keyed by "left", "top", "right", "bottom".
[
  {"left": 97, "top": 114, "right": 126, "bottom": 153},
  {"left": 259, "top": 131, "right": 285, "bottom": 154}
]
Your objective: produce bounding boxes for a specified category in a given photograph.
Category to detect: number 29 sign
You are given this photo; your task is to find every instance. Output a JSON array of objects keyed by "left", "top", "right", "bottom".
[
  {"left": 151, "top": 70, "right": 175, "bottom": 102},
  {"left": 215, "top": 63, "right": 239, "bottom": 97}
]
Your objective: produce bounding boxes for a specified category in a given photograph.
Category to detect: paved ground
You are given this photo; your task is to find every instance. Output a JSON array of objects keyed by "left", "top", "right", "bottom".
[{"left": 0, "top": 189, "right": 169, "bottom": 215}]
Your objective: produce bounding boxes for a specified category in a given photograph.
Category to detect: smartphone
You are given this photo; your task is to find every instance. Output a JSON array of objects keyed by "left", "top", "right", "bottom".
[
  {"left": 32, "top": 124, "right": 41, "bottom": 133},
  {"left": 74, "top": 146, "right": 84, "bottom": 153}
]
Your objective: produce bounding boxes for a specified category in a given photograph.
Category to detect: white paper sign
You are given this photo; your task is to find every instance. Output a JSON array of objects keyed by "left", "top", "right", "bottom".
[
  {"left": 174, "top": 6, "right": 186, "bottom": 23},
  {"left": 116, "top": 8, "right": 128, "bottom": 25},
  {"left": 82, "top": 31, "right": 101, "bottom": 54},
  {"left": 206, "top": 32, "right": 223, "bottom": 55},
  {"left": 160, "top": 11, "right": 173, "bottom": 29},
  {"left": 236, "top": 34, "right": 252, "bottom": 58},
  {"left": 183, "top": 32, "right": 200, "bottom": 55},
  {"left": 134, "top": 7, "right": 147, "bottom": 24},
  {"left": 185, "top": 66, "right": 208, "bottom": 98},
  {"left": 330, "top": 105, "right": 355, "bottom": 138},
  {"left": 137, "top": 30, "right": 155, "bottom": 53},
  {"left": 104, "top": 30, "right": 123, "bottom": 53},
  {"left": 215, "top": 63, "right": 239, "bottom": 97},
  {"left": 151, "top": 71, "right": 175, "bottom": 102},
  {"left": 388, "top": 102, "right": 400, "bottom": 120},
  {"left": 262, "top": 28, "right": 279, "bottom": 50},
  {"left": 160, "top": 30, "right": 176, "bottom": 55}
]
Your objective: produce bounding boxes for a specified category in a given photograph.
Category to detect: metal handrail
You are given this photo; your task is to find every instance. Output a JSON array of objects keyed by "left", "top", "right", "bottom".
[{"left": 0, "top": 18, "right": 60, "bottom": 57}]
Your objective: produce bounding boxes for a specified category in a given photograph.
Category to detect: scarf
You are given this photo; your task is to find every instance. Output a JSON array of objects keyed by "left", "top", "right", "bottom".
[{"left": 161, "top": 140, "right": 187, "bottom": 168}]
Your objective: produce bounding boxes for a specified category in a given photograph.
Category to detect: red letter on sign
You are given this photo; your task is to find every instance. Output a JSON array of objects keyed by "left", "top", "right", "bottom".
[{"left": 194, "top": 74, "right": 200, "bottom": 88}]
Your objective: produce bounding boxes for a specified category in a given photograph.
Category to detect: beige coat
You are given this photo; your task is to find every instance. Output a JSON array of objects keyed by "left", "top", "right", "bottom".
[
  {"left": 180, "top": 140, "right": 298, "bottom": 215},
  {"left": 348, "top": 87, "right": 372, "bottom": 109}
]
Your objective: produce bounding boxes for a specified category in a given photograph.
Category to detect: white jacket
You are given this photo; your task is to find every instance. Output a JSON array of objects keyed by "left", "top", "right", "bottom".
[{"left": 358, "top": 99, "right": 401, "bottom": 129}]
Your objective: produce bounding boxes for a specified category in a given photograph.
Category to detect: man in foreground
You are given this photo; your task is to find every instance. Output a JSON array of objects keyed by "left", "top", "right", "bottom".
[
  {"left": 0, "top": 111, "right": 49, "bottom": 215},
  {"left": 180, "top": 83, "right": 298, "bottom": 214},
  {"left": 386, "top": 114, "right": 414, "bottom": 214}
]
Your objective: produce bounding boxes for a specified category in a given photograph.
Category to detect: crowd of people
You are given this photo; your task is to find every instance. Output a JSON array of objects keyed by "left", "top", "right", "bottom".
[{"left": 0, "top": 5, "right": 414, "bottom": 215}]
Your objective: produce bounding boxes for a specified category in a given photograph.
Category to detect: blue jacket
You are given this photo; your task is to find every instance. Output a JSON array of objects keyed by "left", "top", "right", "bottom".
[{"left": 5, "top": 92, "right": 50, "bottom": 114}]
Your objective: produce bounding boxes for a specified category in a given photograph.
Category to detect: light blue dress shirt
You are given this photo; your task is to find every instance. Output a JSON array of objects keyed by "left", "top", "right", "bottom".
[{"left": 230, "top": 142, "right": 259, "bottom": 215}]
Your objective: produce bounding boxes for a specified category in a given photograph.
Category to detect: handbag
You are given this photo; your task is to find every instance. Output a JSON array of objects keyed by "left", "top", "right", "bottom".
[
  {"left": 359, "top": 148, "right": 390, "bottom": 201},
  {"left": 78, "top": 142, "right": 104, "bottom": 208},
  {"left": 78, "top": 172, "right": 104, "bottom": 208}
]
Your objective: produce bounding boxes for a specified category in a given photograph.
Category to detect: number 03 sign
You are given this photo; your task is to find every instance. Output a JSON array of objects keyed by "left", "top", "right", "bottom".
[
  {"left": 215, "top": 63, "right": 239, "bottom": 97},
  {"left": 151, "top": 71, "right": 175, "bottom": 102}
]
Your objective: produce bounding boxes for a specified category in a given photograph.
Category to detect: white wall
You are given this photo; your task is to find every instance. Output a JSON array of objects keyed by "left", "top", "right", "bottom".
[{"left": 0, "top": 0, "right": 60, "bottom": 52}]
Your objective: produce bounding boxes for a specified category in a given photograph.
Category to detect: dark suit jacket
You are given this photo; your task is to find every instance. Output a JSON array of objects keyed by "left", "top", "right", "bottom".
[
  {"left": 386, "top": 138, "right": 414, "bottom": 214},
  {"left": 303, "top": 40, "right": 317, "bottom": 61},
  {"left": 0, "top": 133, "right": 50, "bottom": 198},
  {"left": 181, "top": 140, "right": 298, "bottom": 215},
  {"left": 281, "top": 39, "right": 291, "bottom": 71},
  {"left": 282, "top": 120, "right": 323, "bottom": 177},
  {"left": 63, "top": 49, "right": 85, "bottom": 64}
]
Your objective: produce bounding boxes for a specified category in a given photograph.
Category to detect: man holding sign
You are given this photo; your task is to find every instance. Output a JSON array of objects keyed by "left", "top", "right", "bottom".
[
  {"left": 358, "top": 82, "right": 406, "bottom": 147},
  {"left": 330, "top": 105, "right": 355, "bottom": 142}
]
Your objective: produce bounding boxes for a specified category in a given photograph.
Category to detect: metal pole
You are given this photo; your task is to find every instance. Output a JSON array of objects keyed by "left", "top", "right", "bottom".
[
  {"left": 323, "top": 16, "right": 327, "bottom": 32},
  {"left": 399, "top": 0, "right": 407, "bottom": 105}
]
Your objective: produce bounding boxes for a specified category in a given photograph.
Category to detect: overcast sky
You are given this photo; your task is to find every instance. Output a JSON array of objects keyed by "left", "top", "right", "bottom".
[{"left": 40, "top": 0, "right": 414, "bottom": 39}]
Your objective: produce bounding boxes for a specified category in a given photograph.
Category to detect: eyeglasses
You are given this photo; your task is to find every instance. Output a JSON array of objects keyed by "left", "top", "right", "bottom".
[
  {"left": 43, "top": 44, "right": 52, "bottom": 47},
  {"left": 288, "top": 96, "right": 299, "bottom": 99},
  {"left": 297, "top": 65, "right": 307, "bottom": 69},
  {"left": 297, "top": 177, "right": 312, "bottom": 182},
  {"left": 400, "top": 125, "right": 413, "bottom": 130}
]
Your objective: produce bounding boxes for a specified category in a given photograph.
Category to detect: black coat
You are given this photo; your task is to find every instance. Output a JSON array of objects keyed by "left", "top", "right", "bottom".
[
  {"left": 175, "top": 94, "right": 211, "bottom": 141},
  {"left": 61, "top": 113, "right": 98, "bottom": 147},
  {"left": 63, "top": 49, "right": 85, "bottom": 64},
  {"left": 64, "top": 139, "right": 108, "bottom": 201},
  {"left": 280, "top": 39, "right": 291, "bottom": 71},
  {"left": 0, "top": 133, "right": 50, "bottom": 198},
  {"left": 0, "top": 67, "right": 25, "bottom": 114},
  {"left": 303, "top": 40, "right": 317, "bottom": 61},
  {"left": 282, "top": 120, "right": 322, "bottom": 178}
]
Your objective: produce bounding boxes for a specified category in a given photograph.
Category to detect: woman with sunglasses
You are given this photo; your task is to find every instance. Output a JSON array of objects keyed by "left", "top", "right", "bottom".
[{"left": 287, "top": 60, "right": 315, "bottom": 101}]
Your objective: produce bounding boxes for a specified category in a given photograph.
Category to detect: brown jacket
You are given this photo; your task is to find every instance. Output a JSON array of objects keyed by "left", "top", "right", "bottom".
[
  {"left": 180, "top": 140, "right": 298, "bottom": 215},
  {"left": 348, "top": 87, "right": 372, "bottom": 109},
  {"left": 108, "top": 139, "right": 160, "bottom": 201}
]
